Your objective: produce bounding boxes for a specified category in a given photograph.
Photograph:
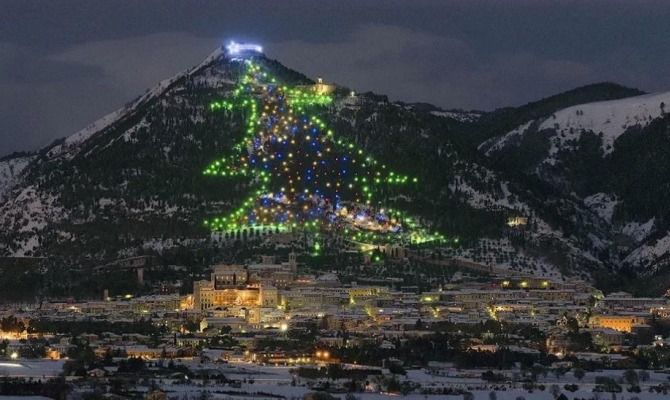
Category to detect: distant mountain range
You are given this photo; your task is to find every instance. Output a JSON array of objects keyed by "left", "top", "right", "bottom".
[{"left": 2, "top": 45, "right": 670, "bottom": 294}]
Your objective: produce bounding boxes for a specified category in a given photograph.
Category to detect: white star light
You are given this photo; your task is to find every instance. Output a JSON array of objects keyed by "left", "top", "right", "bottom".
[{"left": 226, "top": 41, "right": 263, "bottom": 56}]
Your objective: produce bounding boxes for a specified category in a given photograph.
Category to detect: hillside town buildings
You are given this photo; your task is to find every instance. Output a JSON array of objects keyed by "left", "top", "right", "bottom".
[{"left": 3, "top": 252, "right": 670, "bottom": 399}]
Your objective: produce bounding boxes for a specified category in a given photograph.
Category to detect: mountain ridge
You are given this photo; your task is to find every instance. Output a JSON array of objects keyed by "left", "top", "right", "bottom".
[
  {"left": 2, "top": 45, "right": 670, "bottom": 293},
  {"left": 478, "top": 89, "right": 670, "bottom": 291}
]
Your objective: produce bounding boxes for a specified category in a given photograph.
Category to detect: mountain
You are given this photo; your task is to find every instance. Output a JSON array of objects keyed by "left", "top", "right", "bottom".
[
  {"left": 479, "top": 90, "right": 670, "bottom": 292},
  {"left": 0, "top": 152, "right": 35, "bottom": 201},
  {"left": 2, "top": 44, "right": 670, "bottom": 293},
  {"left": 467, "top": 83, "right": 645, "bottom": 148}
]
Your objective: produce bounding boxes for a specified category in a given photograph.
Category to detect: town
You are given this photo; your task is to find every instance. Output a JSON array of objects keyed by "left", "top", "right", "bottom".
[
  {"left": 3, "top": 242, "right": 670, "bottom": 400},
  {"left": 4, "top": 2, "right": 670, "bottom": 399}
]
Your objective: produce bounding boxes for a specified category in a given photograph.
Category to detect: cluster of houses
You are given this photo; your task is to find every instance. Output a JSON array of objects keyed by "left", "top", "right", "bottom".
[{"left": 1, "top": 253, "right": 669, "bottom": 367}]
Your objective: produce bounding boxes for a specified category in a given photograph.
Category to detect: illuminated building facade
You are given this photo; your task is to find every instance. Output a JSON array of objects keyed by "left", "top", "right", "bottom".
[
  {"left": 589, "top": 314, "right": 648, "bottom": 333},
  {"left": 193, "top": 262, "right": 287, "bottom": 311}
]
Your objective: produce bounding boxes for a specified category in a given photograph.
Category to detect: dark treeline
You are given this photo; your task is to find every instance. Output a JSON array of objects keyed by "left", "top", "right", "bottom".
[
  {"left": 28, "top": 317, "right": 163, "bottom": 336},
  {"left": 0, "top": 378, "right": 70, "bottom": 400}
]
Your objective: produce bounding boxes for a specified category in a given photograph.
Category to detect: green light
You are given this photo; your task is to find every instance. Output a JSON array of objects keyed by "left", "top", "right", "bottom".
[{"left": 201, "top": 59, "right": 441, "bottom": 245}]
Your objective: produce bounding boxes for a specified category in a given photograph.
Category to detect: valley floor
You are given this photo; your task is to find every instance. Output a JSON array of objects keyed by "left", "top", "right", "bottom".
[{"left": 3, "top": 358, "right": 670, "bottom": 400}]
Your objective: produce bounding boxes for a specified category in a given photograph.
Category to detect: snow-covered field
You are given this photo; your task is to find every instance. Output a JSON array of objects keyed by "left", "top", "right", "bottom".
[
  {"left": 5, "top": 358, "right": 670, "bottom": 400},
  {"left": 160, "top": 360, "right": 670, "bottom": 399},
  {"left": 0, "top": 359, "right": 64, "bottom": 378}
]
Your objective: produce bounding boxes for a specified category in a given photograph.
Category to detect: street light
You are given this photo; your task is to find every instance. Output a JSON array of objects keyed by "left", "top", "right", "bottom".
[{"left": 10, "top": 352, "right": 18, "bottom": 360}]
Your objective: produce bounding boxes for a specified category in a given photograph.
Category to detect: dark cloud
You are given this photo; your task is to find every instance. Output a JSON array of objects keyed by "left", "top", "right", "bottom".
[
  {"left": 52, "top": 33, "right": 221, "bottom": 96},
  {"left": 0, "top": 33, "right": 219, "bottom": 155},
  {"left": 2, "top": 0, "right": 670, "bottom": 155},
  {"left": 0, "top": 43, "right": 105, "bottom": 84}
]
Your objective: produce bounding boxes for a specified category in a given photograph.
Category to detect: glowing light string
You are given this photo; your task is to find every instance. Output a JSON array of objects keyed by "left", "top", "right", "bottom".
[{"left": 202, "top": 59, "right": 443, "bottom": 245}]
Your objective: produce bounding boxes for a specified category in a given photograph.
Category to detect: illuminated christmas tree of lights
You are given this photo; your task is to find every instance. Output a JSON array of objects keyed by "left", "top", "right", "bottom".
[{"left": 203, "top": 56, "right": 443, "bottom": 246}]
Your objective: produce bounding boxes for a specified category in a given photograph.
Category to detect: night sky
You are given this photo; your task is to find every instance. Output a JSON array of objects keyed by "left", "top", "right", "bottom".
[{"left": 2, "top": 0, "right": 670, "bottom": 156}]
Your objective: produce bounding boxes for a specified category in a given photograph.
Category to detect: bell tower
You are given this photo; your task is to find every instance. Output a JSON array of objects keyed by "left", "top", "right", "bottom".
[{"left": 288, "top": 252, "right": 297, "bottom": 273}]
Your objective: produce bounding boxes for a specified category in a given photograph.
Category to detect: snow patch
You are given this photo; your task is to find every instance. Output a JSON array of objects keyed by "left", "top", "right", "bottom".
[
  {"left": 624, "top": 231, "right": 670, "bottom": 271},
  {"left": 622, "top": 218, "right": 655, "bottom": 242},
  {"left": 64, "top": 108, "right": 127, "bottom": 147},
  {"left": 583, "top": 192, "right": 618, "bottom": 223},
  {"left": 430, "top": 110, "right": 482, "bottom": 123},
  {"left": 478, "top": 121, "right": 534, "bottom": 156},
  {"left": 0, "top": 154, "right": 35, "bottom": 199},
  {"left": 0, "top": 185, "right": 67, "bottom": 255},
  {"left": 448, "top": 169, "right": 529, "bottom": 213}
]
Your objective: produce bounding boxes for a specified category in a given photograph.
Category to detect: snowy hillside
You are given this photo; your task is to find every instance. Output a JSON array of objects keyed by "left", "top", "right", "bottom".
[
  {"left": 481, "top": 91, "right": 670, "bottom": 163},
  {"left": 0, "top": 45, "right": 244, "bottom": 257},
  {"left": 477, "top": 87, "right": 670, "bottom": 278},
  {"left": 540, "top": 91, "right": 670, "bottom": 160},
  {"left": 479, "top": 121, "right": 533, "bottom": 156},
  {"left": 3, "top": 43, "right": 670, "bottom": 289},
  {"left": 624, "top": 231, "right": 670, "bottom": 272},
  {"left": 47, "top": 47, "right": 230, "bottom": 160},
  {"left": 448, "top": 164, "right": 529, "bottom": 213},
  {"left": 430, "top": 109, "right": 482, "bottom": 123},
  {"left": 583, "top": 193, "right": 618, "bottom": 224},
  {"left": 0, "top": 154, "right": 35, "bottom": 199}
]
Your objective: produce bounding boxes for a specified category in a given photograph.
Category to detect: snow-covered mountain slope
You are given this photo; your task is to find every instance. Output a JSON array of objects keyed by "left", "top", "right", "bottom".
[
  {"left": 0, "top": 185, "right": 65, "bottom": 256},
  {"left": 0, "top": 45, "right": 250, "bottom": 258},
  {"left": 583, "top": 193, "right": 618, "bottom": 224},
  {"left": 47, "top": 48, "right": 231, "bottom": 160},
  {"left": 479, "top": 121, "right": 534, "bottom": 157},
  {"left": 430, "top": 109, "right": 482, "bottom": 123},
  {"left": 479, "top": 88, "right": 670, "bottom": 277},
  {"left": 481, "top": 91, "right": 670, "bottom": 162},
  {"left": 448, "top": 163, "right": 529, "bottom": 213},
  {"left": 4, "top": 44, "right": 669, "bottom": 290},
  {"left": 6, "top": 47, "right": 514, "bottom": 266},
  {"left": 396, "top": 102, "right": 482, "bottom": 123},
  {"left": 622, "top": 219, "right": 655, "bottom": 243},
  {"left": 0, "top": 153, "right": 35, "bottom": 200},
  {"left": 541, "top": 91, "right": 670, "bottom": 160},
  {"left": 623, "top": 231, "right": 670, "bottom": 272}
]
